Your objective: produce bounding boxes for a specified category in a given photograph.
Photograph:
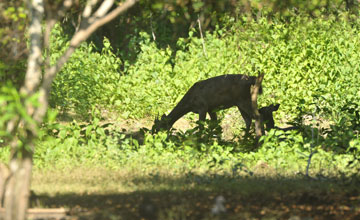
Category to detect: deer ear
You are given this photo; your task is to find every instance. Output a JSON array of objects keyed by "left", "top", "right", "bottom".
[
  {"left": 273, "top": 104, "right": 280, "bottom": 111},
  {"left": 161, "top": 114, "right": 166, "bottom": 120}
]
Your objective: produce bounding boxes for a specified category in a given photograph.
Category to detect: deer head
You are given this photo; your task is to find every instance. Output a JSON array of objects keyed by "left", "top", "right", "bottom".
[{"left": 151, "top": 114, "right": 170, "bottom": 133}]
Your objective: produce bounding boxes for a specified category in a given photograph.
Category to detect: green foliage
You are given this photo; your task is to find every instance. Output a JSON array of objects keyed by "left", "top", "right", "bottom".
[
  {"left": 32, "top": 120, "right": 359, "bottom": 178},
  {"left": 51, "top": 14, "right": 360, "bottom": 125},
  {"left": 0, "top": 61, "right": 26, "bottom": 89},
  {"left": 36, "top": 107, "right": 119, "bottom": 167},
  {"left": 0, "top": 1, "right": 27, "bottom": 88},
  {"left": 41, "top": 12, "right": 360, "bottom": 176},
  {"left": 50, "top": 25, "right": 122, "bottom": 117},
  {"left": 0, "top": 0, "right": 28, "bottom": 71},
  {"left": 114, "top": 32, "right": 174, "bottom": 118},
  {"left": 0, "top": 83, "right": 41, "bottom": 164},
  {"left": 0, "top": 83, "right": 39, "bottom": 147},
  {"left": 101, "top": 13, "right": 360, "bottom": 130}
]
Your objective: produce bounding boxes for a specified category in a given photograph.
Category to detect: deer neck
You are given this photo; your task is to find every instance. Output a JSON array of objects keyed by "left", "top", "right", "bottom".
[{"left": 165, "top": 103, "right": 191, "bottom": 129}]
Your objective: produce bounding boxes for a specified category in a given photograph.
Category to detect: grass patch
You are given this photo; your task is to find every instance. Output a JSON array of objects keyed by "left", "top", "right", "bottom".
[{"left": 31, "top": 166, "right": 360, "bottom": 219}]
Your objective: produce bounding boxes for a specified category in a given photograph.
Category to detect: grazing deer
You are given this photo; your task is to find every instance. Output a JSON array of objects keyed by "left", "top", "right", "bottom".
[{"left": 152, "top": 74, "right": 279, "bottom": 134}]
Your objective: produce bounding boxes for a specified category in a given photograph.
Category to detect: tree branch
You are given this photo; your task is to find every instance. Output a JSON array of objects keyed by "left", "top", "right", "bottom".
[
  {"left": 82, "top": 0, "right": 99, "bottom": 18},
  {"left": 34, "top": 0, "right": 137, "bottom": 123},
  {"left": 197, "top": 15, "right": 207, "bottom": 58},
  {"left": 90, "top": 0, "right": 114, "bottom": 23},
  {"left": 73, "top": 0, "right": 136, "bottom": 46}
]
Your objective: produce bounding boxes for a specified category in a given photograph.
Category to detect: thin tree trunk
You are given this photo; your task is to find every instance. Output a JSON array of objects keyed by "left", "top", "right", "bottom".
[
  {"left": 251, "top": 73, "right": 265, "bottom": 143},
  {"left": 3, "top": 1, "right": 136, "bottom": 219},
  {"left": 3, "top": 0, "right": 44, "bottom": 219},
  {"left": 4, "top": 141, "right": 34, "bottom": 220},
  {"left": 0, "top": 163, "right": 10, "bottom": 208}
]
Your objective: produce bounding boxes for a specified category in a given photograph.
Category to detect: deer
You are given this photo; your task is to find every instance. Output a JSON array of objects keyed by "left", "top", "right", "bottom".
[{"left": 152, "top": 74, "right": 279, "bottom": 135}]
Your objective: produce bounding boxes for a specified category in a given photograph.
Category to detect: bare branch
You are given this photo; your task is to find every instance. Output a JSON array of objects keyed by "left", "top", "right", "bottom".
[
  {"left": 73, "top": 0, "right": 136, "bottom": 46},
  {"left": 83, "top": 0, "right": 99, "bottom": 18},
  {"left": 306, "top": 150, "right": 317, "bottom": 177},
  {"left": 44, "top": 19, "right": 56, "bottom": 70},
  {"left": 58, "top": 0, "right": 74, "bottom": 18},
  {"left": 34, "top": 46, "right": 76, "bottom": 123},
  {"left": 150, "top": 13, "right": 156, "bottom": 41},
  {"left": 197, "top": 15, "right": 207, "bottom": 58},
  {"left": 35, "top": 0, "right": 137, "bottom": 123},
  {"left": 4, "top": 1, "right": 45, "bottom": 219},
  {"left": 91, "top": 0, "right": 114, "bottom": 21}
]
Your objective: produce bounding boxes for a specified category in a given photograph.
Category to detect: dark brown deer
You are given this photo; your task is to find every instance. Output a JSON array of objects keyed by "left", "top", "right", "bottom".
[{"left": 152, "top": 74, "right": 279, "bottom": 134}]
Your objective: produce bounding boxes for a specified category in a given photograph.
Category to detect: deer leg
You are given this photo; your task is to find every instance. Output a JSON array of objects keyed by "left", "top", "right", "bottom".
[
  {"left": 208, "top": 111, "right": 217, "bottom": 121},
  {"left": 239, "top": 104, "right": 265, "bottom": 135},
  {"left": 238, "top": 108, "right": 252, "bottom": 134},
  {"left": 237, "top": 100, "right": 262, "bottom": 135},
  {"left": 208, "top": 111, "right": 219, "bottom": 129},
  {"left": 199, "top": 110, "right": 207, "bottom": 121},
  {"left": 197, "top": 110, "right": 207, "bottom": 129}
]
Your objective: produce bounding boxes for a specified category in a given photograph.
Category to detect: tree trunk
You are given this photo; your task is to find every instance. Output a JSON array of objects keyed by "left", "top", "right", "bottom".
[
  {"left": 251, "top": 73, "right": 265, "bottom": 143},
  {"left": 4, "top": 142, "right": 33, "bottom": 220},
  {"left": 0, "top": 163, "right": 10, "bottom": 207},
  {"left": 3, "top": 0, "right": 44, "bottom": 219},
  {"left": 2, "top": 1, "right": 136, "bottom": 219}
]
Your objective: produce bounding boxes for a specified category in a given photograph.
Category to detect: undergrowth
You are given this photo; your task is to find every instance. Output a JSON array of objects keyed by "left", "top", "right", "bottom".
[{"left": 1, "top": 12, "right": 360, "bottom": 178}]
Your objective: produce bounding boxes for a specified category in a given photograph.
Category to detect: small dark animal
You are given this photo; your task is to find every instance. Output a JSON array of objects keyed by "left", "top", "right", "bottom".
[
  {"left": 152, "top": 74, "right": 279, "bottom": 134},
  {"left": 258, "top": 104, "right": 280, "bottom": 131}
]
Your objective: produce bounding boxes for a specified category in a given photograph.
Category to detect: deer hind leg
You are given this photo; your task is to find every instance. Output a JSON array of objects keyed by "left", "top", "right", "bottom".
[{"left": 237, "top": 100, "right": 262, "bottom": 135}]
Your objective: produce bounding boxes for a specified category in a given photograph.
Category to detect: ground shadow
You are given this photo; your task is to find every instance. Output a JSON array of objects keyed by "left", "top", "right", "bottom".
[{"left": 31, "top": 174, "right": 360, "bottom": 220}]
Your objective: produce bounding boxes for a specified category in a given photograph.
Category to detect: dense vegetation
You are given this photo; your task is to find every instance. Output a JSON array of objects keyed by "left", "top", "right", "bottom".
[
  {"left": 1, "top": 2, "right": 360, "bottom": 218},
  {"left": 28, "top": 13, "right": 359, "bottom": 173}
]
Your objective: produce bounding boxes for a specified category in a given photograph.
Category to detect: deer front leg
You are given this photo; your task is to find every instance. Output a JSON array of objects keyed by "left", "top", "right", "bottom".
[
  {"left": 196, "top": 109, "right": 207, "bottom": 129},
  {"left": 199, "top": 110, "right": 207, "bottom": 121},
  {"left": 238, "top": 108, "right": 252, "bottom": 134},
  {"left": 208, "top": 111, "right": 217, "bottom": 121},
  {"left": 237, "top": 101, "right": 263, "bottom": 135}
]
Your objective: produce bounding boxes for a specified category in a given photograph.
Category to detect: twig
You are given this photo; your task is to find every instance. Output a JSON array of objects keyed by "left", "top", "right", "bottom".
[
  {"left": 150, "top": 13, "right": 156, "bottom": 41},
  {"left": 305, "top": 110, "right": 318, "bottom": 177},
  {"left": 306, "top": 150, "right": 317, "bottom": 177},
  {"left": 197, "top": 15, "right": 207, "bottom": 58}
]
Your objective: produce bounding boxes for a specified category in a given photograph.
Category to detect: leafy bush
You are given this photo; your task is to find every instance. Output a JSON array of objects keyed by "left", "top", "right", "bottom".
[
  {"left": 50, "top": 25, "right": 122, "bottom": 117},
  {"left": 0, "top": 83, "right": 39, "bottom": 148},
  {"left": 100, "top": 13, "right": 360, "bottom": 127},
  {"left": 31, "top": 119, "right": 358, "bottom": 178},
  {"left": 50, "top": 14, "right": 360, "bottom": 125},
  {"left": 43, "top": 13, "right": 360, "bottom": 173}
]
